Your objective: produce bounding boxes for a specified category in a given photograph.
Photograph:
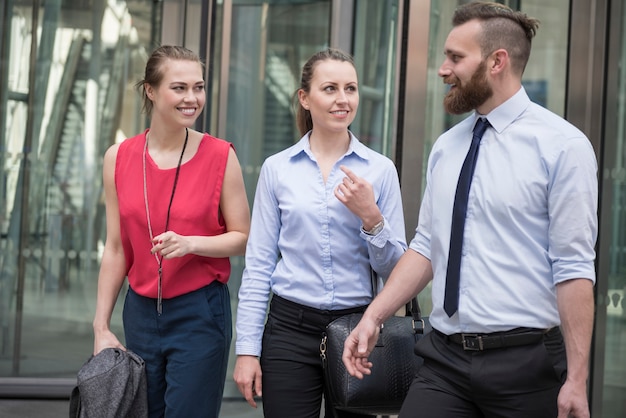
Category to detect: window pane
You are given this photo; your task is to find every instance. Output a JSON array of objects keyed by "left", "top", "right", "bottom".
[
  {"left": 351, "top": 0, "right": 400, "bottom": 156},
  {"left": 0, "top": 0, "right": 154, "bottom": 380},
  {"left": 222, "top": 0, "right": 331, "bottom": 403},
  {"left": 599, "top": 1, "right": 626, "bottom": 415}
]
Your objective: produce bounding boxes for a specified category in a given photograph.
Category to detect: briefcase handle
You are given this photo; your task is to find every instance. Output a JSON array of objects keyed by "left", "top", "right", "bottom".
[{"left": 370, "top": 268, "right": 425, "bottom": 333}]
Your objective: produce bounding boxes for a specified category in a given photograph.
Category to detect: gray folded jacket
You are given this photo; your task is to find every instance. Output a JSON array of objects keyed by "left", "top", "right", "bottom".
[{"left": 69, "top": 348, "right": 148, "bottom": 418}]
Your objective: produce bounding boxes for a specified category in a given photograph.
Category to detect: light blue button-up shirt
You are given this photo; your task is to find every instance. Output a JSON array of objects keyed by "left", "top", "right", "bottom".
[
  {"left": 411, "top": 87, "right": 598, "bottom": 335},
  {"left": 236, "top": 132, "right": 407, "bottom": 356}
]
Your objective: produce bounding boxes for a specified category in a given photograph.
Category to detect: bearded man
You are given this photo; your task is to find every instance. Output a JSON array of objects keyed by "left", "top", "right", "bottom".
[{"left": 342, "top": 2, "right": 598, "bottom": 418}]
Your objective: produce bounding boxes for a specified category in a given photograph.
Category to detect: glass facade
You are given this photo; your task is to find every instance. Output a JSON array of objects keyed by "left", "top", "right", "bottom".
[
  {"left": 220, "top": 1, "right": 333, "bottom": 401},
  {"left": 0, "top": 0, "right": 624, "bottom": 417},
  {"left": 0, "top": 0, "right": 153, "bottom": 380},
  {"left": 596, "top": 0, "right": 626, "bottom": 415}
]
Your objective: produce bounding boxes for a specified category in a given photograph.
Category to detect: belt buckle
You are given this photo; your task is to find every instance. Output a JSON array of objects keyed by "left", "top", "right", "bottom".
[{"left": 461, "top": 334, "right": 483, "bottom": 351}]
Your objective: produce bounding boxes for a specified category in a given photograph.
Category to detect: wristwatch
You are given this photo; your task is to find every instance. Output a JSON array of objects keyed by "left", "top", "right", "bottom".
[{"left": 362, "top": 219, "right": 384, "bottom": 236}]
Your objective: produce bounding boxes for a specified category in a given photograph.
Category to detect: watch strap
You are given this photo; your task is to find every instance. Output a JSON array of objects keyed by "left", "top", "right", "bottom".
[{"left": 362, "top": 219, "right": 384, "bottom": 236}]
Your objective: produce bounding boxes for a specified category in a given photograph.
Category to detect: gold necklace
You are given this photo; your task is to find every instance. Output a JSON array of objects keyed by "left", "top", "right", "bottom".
[{"left": 142, "top": 128, "right": 189, "bottom": 314}]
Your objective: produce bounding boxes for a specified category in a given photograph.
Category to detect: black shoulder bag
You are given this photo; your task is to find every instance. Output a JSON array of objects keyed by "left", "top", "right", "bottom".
[{"left": 320, "top": 271, "right": 430, "bottom": 416}]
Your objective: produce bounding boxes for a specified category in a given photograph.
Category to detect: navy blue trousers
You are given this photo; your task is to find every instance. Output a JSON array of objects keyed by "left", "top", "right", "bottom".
[
  {"left": 260, "top": 295, "right": 375, "bottom": 418},
  {"left": 123, "top": 282, "right": 232, "bottom": 418},
  {"left": 399, "top": 327, "right": 567, "bottom": 418}
]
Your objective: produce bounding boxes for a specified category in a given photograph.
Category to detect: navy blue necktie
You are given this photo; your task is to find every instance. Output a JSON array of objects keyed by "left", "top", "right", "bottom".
[{"left": 444, "top": 118, "right": 490, "bottom": 317}]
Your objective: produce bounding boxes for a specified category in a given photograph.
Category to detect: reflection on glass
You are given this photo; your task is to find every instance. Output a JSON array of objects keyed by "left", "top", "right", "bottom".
[
  {"left": 222, "top": 0, "right": 331, "bottom": 403},
  {"left": 601, "top": 1, "right": 626, "bottom": 415},
  {"left": 351, "top": 0, "right": 400, "bottom": 156},
  {"left": 0, "top": 1, "right": 154, "bottom": 378}
]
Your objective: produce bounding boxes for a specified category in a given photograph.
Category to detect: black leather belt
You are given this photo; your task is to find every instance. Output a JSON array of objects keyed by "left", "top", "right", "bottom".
[{"left": 436, "top": 328, "right": 550, "bottom": 351}]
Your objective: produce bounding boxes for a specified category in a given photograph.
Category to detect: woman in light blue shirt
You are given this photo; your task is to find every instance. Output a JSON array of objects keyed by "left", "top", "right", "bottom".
[{"left": 233, "top": 48, "right": 407, "bottom": 418}]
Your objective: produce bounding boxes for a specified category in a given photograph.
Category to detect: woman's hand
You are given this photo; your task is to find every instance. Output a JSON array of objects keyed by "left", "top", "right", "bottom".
[
  {"left": 93, "top": 329, "right": 126, "bottom": 356},
  {"left": 151, "top": 231, "right": 191, "bottom": 259},
  {"left": 334, "top": 165, "right": 382, "bottom": 230},
  {"left": 233, "top": 355, "right": 263, "bottom": 408}
]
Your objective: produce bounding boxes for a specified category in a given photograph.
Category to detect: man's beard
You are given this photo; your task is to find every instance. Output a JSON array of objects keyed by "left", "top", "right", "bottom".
[{"left": 443, "top": 61, "right": 493, "bottom": 115}]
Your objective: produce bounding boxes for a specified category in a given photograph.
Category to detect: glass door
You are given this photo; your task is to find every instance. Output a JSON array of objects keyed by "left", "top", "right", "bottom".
[
  {"left": 0, "top": 0, "right": 154, "bottom": 388},
  {"left": 595, "top": 0, "right": 626, "bottom": 416},
  {"left": 218, "top": 0, "right": 332, "bottom": 405},
  {"left": 351, "top": 0, "right": 402, "bottom": 157}
]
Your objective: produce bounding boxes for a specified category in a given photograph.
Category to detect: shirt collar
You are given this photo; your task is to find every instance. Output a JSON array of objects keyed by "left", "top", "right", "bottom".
[
  {"left": 288, "top": 131, "right": 371, "bottom": 161},
  {"left": 478, "top": 86, "right": 531, "bottom": 134}
]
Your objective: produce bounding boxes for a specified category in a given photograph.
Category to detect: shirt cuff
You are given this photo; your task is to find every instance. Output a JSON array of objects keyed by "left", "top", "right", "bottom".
[
  {"left": 360, "top": 220, "right": 390, "bottom": 248},
  {"left": 235, "top": 341, "right": 262, "bottom": 357}
]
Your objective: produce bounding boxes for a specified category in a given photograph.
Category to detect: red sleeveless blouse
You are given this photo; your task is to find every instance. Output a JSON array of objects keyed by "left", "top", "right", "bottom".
[{"left": 115, "top": 130, "right": 232, "bottom": 298}]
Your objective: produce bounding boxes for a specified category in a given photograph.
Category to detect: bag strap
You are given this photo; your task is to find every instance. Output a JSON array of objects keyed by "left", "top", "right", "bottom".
[{"left": 370, "top": 267, "right": 425, "bottom": 332}]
